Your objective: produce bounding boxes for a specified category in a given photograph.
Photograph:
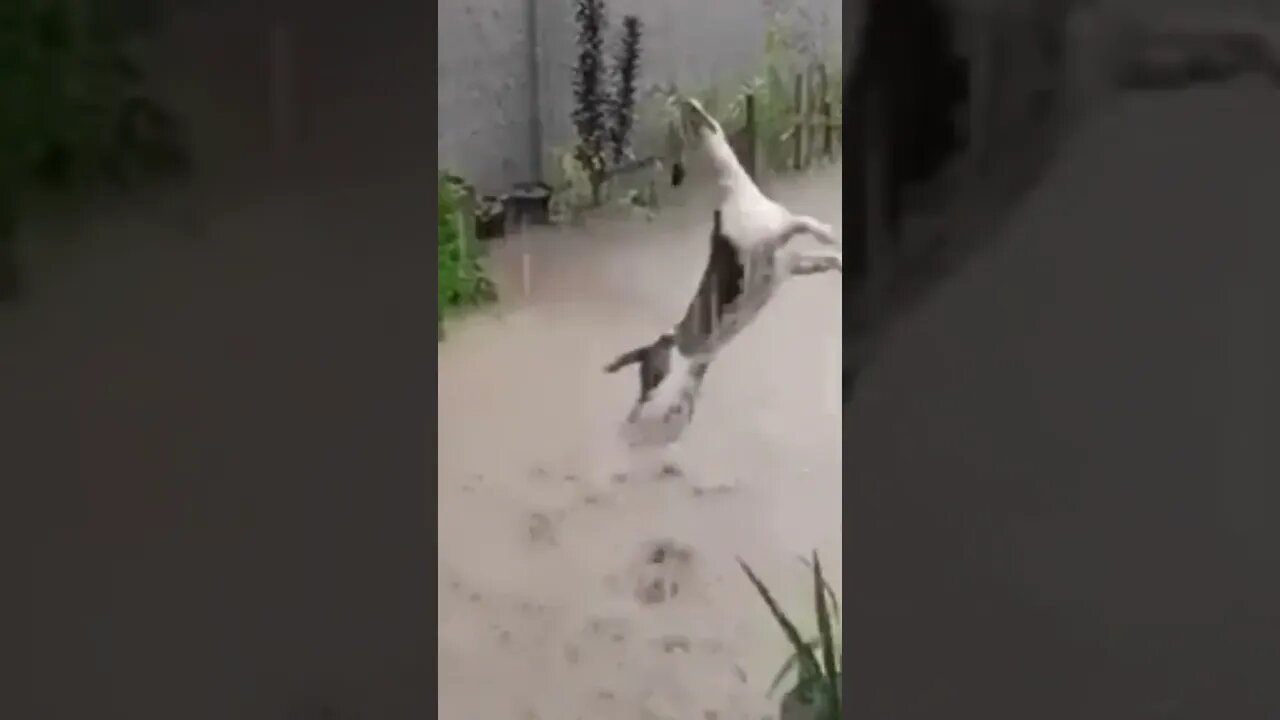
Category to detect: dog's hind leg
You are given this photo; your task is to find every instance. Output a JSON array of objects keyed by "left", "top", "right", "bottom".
[
  {"left": 785, "top": 250, "right": 844, "bottom": 276},
  {"left": 783, "top": 215, "right": 840, "bottom": 246}
]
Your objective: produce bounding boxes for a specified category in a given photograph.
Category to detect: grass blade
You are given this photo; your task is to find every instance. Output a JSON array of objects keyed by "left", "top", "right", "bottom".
[
  {"left": 768, "top": 649, "right": 802, "bottom": 697},
  {"left": 738, "top": 557, "right": 822, "bottom": 680},
  {"left": 811, "top": 551, "right": 841, "bottom": 710},
  {"left": 767, "top": 638, "right": 822, "bottom": 697},
  {"left": 798, "top": 554, "right": 841, "bottom": 617}
]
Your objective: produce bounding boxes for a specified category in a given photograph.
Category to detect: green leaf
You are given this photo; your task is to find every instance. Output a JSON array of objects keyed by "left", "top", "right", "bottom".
[
  {"left": 811, "top": 552, "right": 841, "bottom": 713},
  {"left": 768, "top": 637, "right": 825, "bottom": 697},
  {"left": 797, "top": 555, "right": 841, "bottom": 622},
  {"left": 738, "top": 558, "right": 823, "bottom": 683}
]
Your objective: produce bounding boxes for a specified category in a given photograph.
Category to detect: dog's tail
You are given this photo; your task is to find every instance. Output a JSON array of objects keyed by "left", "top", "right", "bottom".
[
  {"left": 605, "top": 334, "right": 676, "bottom": 373},
  {"left": 604, "top": 345, "right": 648, "bottom": 373}
]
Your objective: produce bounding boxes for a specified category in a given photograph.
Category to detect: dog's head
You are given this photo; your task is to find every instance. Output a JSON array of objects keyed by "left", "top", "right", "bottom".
[
  {"left": 678, "top": 98, "right": 716, "bottom": 133},
  {"left": 667, "top": 97, "right": 726, "bottom": 187}
]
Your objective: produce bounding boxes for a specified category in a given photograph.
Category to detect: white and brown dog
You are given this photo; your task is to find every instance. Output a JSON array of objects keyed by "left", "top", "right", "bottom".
[{"left": 605, "top": 98, "right": 842, "bottom": 453}]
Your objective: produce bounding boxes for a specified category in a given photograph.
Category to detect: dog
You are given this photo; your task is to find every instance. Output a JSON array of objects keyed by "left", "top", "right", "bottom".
[{"left": 605, "top": 98, "right": 842, "bottom": 450}]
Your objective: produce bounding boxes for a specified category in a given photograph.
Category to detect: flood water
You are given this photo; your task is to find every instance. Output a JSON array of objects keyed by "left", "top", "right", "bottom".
[{"left": 437, "top": 164, "right": 844, "bottom": 718}]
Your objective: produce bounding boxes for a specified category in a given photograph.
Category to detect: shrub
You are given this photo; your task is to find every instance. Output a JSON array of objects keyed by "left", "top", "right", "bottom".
[
  {"left": 437, "top": 176, "right": 495, "bottom": 340},
  {"left": 740, "top": 552, "right": 841, "bottom": 720}
]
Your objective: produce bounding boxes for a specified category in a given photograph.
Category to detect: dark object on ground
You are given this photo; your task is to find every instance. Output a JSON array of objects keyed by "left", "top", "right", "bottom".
[
  {"left": 440, "top": 175, "right": 507, "bottom": 239},
  {"left": 671, "top": 160, "right": 686, "bottom": 187},
  {"left": 504, "top": 182, "right": 553, "bottom": 227},
  {"left": 475, "top": 195, "right": 505, "bottom": 240}
]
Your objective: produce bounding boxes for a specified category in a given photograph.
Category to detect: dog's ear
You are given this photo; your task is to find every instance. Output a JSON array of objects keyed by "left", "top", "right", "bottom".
[{"left": 604, "top": 346, "right": 647, "bottom": 373}]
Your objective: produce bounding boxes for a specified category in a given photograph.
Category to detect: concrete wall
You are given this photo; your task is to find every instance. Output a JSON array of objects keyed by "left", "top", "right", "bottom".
[
  {"left": 439, "top": 0, "right": 843, "bottom": 194},
  {"left": 437, "top": 2, "right": 539, "bottom": 193}
]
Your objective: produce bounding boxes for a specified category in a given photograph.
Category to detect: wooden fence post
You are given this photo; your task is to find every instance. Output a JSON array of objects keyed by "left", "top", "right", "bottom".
[
  {"left": 793, "top": 72, "right": 805, "bottom": 170},
  {"left": 811, "top": 63, "right": 828, "bottom": 164},
  {"left": 822, "top": 99, "right": 834, "bottom": 159}
]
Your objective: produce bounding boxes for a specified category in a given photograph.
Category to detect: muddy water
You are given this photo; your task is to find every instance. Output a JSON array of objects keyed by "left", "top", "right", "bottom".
[{"left": 437, "top": 165, "right": 843, "bottom": 718}]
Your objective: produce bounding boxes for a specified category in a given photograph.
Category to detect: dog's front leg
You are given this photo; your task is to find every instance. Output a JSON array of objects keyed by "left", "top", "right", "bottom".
[{"left": 785, "top": 250, "right": 843, "bottom": 276}]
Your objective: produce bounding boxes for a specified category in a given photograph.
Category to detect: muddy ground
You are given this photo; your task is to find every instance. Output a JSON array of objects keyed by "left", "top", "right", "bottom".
[{"left": 437, "top": 165, "right": 844, "bottom": 719}]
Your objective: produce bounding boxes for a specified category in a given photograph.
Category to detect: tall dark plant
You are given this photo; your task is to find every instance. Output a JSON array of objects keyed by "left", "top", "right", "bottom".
[
  {"left": 571, "top": 0, "right": 608, "bottom": 202},
  {"left": 608, "top": 15, "right": 643, "bottom": 164}
]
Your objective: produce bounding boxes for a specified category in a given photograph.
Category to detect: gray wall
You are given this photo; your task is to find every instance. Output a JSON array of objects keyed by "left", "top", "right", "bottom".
[
  {"left": 437, "top": 2, "right": 539, "bottom": 193},
  {"left": 438, "top": 0, "right": 843, "bottom": 194}
]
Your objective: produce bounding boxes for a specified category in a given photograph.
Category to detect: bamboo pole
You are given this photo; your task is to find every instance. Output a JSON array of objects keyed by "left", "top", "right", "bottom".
[
  {"left": 792, "top": 72, "right": 805, "bottom": 170},
  {"left": 744, "top": 93, "right": 759, "bottom": 180}
]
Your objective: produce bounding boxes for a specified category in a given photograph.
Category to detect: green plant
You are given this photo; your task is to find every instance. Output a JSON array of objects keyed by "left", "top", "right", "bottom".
[
  {"left": 714, "top": 8, "right": 843, "bottom": 175},
  {"left": 561, "top": 1, "right": 646, "bottom": 215},
  {"left": 740, "top": 552, "right": 841, "bottom": 720},
  {"left": 758, "top": 17, "right": 805, "bottom": 169},
  {"left": 437, "top": 173, "right": 495, "bottom": 339},
  {"left": 549, "top": 142, "right": 659, "bottom": 224},
  {"left": 548, "top": 144, "right": 597, "bottom": 224}
]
